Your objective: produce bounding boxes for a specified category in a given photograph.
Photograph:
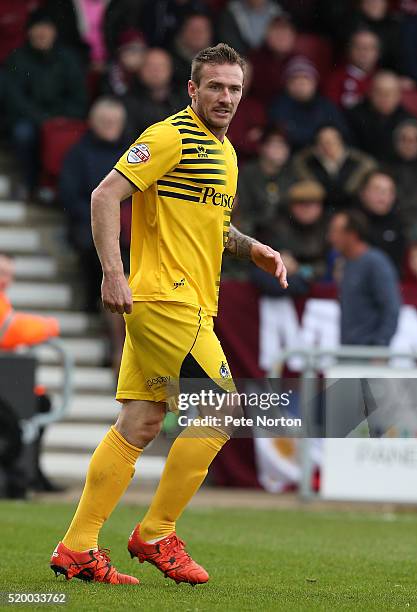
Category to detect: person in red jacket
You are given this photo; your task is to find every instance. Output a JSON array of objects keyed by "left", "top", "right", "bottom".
[
  {"left": 324, "top": 28, "right": 380, "bottom": 109},
  {"left": 0, "top": 254, "right": 59, "bottom": 349}
]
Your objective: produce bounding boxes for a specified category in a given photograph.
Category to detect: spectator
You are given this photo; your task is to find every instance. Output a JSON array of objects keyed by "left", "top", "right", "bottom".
[
  {"left": 218, "top": 0, "right": 282, "bottom": 56},
  {"left": 249, "top": 14, "right": 297, "bottom": 105},
  {"left": 279, "top": 0, "right": 318, "bottom": 32},
  {"left": 101, "top": 29, "right": 147, "bottom": 97},
  {"left": 0, "top": 254, "right": 59, "bottom": 348},
  {"left": 324, "top": 29, "right": 380, "bottom": 109},
  {"left": 389, "top": 119, "right": 417, "bottom": 240},
  {"left": 59, "top": 97, "right": 128, "bottom": 312},
  {"left": 314, "top": 0, "right": 353, "bottom": 44},
  {"left": 345, "top": 0, "right": 404, "bottom": 73},
  {"left": 237, "top": 128, "right": 295, "bottom": 236},
  {"left": 328, "top": 209, "right": 400, "bottom": 346},
  {"left": 357, "top": 170, "right": 406, "bottom": 274},
  {"left": 5, "top": 9, "right": 87, "bottom": 196},
  {"left": 44, "top": 0, "right": 110, "bottom": 69},
  {"left": 0, "top": 1, "right": 41, "bottom": 65},
  {"left": 401, "top": 0, "right": 417, "bottom": 82},
  {"left": 104, "top": 0, "right": 145, "bottom": 57},
  {"left": 226, "top": 62, "right": 267, "bottom": 160},
  {"left": 402, "top": 241, "right": 417, "bottom": 289},
  {"left": 139, "top": 0, "right": 209, "bottom": 48},
  {"left": 293, "top": 124, "right": 377, "bottom": 211},
  {"left": 171, "top": 13, "right": 213, "bottom": 87},
  {"left": 264, "top": 180, "right": 328, "bottom": 278},
  {"left": 123, "top": 48, "right": 185, "bottom": 139},
  {"left": 251, "top": 180, "right": 328, "bottom": 296},
  {"left": 0, "top": 253, "right": 62, "bottom": 496},
  {"left": 269, "top": 56, "right": 349, "bottom": 150},
  {"left": 347, "top": 71, "right": 413, "bottom": 162}
]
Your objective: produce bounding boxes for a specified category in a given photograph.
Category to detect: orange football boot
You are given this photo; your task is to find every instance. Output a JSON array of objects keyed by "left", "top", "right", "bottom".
[
  {"left": 50, "top": 541, "right": 139, "bottom": 584},
  {"left": 127, "top": 524, "right": 209, "bottom": 585}
]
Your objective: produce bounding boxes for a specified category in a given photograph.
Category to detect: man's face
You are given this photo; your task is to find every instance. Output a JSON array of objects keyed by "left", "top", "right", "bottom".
[
  {"left": 140, "top": 50, "right": 172, "bottom": 89},
  {"left": 119, "top": 44, "right": 146, "bottom": 73},
  {"left": 291, "top": 200, "right": 323, "bottom": 225},
  {"left": 266, "top": 21, "right": 296, "bottom": 55},
  {"left": 361, "top": 174, "right": 396, "bottom": 215},
  {"left": 189, "top": 63, "right": 244, "bottom": 131},
  {"left": 316, "top": 127, "right": 344, "bottom": 159},
  {"left": 90, "top": 106, "right": 125, "bottom": 142},
  {"left": 361, "top": 0, "right": 387, "bottom": 20},
  {"left": 328, "top": 214, "right": 349, "bottom": 253},
  {"left": 350, "top": 32, "right": 379, "bottom": 72},
  {"left": 286, "top": 74, "right": 317, "bottom": 102},
  {"left": 180, "top": 16, "right": 212, "bottom": 54},
  {"left": 28, "top": 22, "right": 56, "bottom": 51},
  {"left": 396, "top": 124, "right": 417, "bottom": 161},
  {"left": 260, "top": 135, "right": 289, "bottom": 166},
  {"left": 370, "top": 74, "right": 401, "bottom": 115}
]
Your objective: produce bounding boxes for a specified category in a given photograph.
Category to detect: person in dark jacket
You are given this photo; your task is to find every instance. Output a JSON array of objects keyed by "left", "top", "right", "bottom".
[
  {"left": 138, "top": 0, "right": 208, "bottom": 48},
  {"left": 344, "top": 0, "right": 404, "bottom": 74},
  {"left": 5, "top": 9, "right": 87, "bottom": 194},
  {"left": 251, "top": 179, "right": 328, "bottom": 296},
  {"left": 59, "top": 97, "right": 128, "bottom": 312},
  {"left": 171, "top": 13, "right": 213, "bottom": 88},
  {"left": 249, "top": 14, "right": 297, "bottom": 105},
  {"left": 226, "top": 61, "right": 267, "bottom": 161},
  {"left": 217, "top": 0, "right": 282, "bottom": 56},
  {"left": 123, "top": 48, "right": 186, "bottom": 139},
  {"left": 269, "top": 56, "right": 349, "bottom": 151},
  {"left": 293, "top": 124, "right": 377, "bottom": 211},
  {"left": 356, "top": 170, "right": 406, "bottom": 275},
  {"left": 237, "top": 127, "right": 295, "bottom": 236},
  {"left": 347, "top": 71, "right": 413, "bottom": 162},
  {"left": 389, "top": 119, "right": 417, "bottom": 241}
]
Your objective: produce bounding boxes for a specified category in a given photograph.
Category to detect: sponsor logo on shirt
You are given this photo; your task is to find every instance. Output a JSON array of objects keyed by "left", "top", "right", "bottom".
[
  {"left": 127, "top": 144, "right": 151, "bottom": 164},
  {"left": 200, "top": 187, "right": 234, "bottom": 209},
  {"left": 147, "top": 375, "right": 171, "bottom": 388},
  {"left": 173, "top": 278, "right": 185, "bottom": 290}
]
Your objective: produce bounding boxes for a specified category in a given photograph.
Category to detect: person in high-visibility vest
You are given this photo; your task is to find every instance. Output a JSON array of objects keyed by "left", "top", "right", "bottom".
[{"left": 0, "top": 254, "right": 59, "bottom": 349}]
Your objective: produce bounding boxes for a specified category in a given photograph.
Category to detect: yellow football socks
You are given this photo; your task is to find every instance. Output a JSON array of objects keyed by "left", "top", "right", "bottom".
[
  {"left": 62, "top": 426, "right": 142, "bottom": 552},
  {"left": 140, "top": 424, "right": 229, "bottom": 542}
]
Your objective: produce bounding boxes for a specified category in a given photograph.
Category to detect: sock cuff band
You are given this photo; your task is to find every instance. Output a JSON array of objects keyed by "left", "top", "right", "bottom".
[{"left": 107, "top": 426, "right": 143, "bottom": 464}]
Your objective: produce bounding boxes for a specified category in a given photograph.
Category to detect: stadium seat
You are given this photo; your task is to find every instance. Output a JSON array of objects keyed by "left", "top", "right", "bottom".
[
  {"left": 41, "top": 117, "right": 87, "bottom": 186},
  {"left": 401, "top": 88, "right": 417, "bottom": 117},
  {"left": 293, "top": 33, "right": 333, "bottom": 79}
]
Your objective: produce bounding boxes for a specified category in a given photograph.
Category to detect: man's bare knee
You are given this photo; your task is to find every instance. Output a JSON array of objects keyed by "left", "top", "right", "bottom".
[{"left": 115, "top": 399, "right": 166, "bottom": 447}]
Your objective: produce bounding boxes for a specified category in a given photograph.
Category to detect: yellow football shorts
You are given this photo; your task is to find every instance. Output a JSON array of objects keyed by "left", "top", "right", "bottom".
[{"left": 116, "top": 301, "right": 234, "bottom": 405}]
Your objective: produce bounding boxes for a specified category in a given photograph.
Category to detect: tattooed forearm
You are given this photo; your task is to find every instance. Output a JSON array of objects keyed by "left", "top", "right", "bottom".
[{"left": 225, "top": 224, "right": 257, "bottom": 260}]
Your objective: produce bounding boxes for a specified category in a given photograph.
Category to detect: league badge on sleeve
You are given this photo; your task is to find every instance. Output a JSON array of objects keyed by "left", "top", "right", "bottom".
[{"left": 127, "top": 144, "right": 151, "bottom": 164}]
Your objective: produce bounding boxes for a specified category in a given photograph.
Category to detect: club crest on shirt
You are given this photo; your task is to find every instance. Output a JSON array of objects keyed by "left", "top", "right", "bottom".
[
  {"left": 219, "top": 361, "right": 230, "bottom": 378},
  {"left": 127, "top": 143, "right": 150, "bottom": 164},
  {"left": 197, "top": 144, "right": 208, "bottom": 158}
]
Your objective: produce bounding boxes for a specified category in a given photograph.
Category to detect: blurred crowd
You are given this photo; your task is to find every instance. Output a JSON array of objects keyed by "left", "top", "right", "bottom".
[{"left": 2, "top": 0, "right": 417, "bottom": 315}]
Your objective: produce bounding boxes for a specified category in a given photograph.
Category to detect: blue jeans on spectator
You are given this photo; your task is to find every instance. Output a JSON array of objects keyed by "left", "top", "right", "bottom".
[{"left": 11, "top": 120, "right": 40, "bottom": 192}]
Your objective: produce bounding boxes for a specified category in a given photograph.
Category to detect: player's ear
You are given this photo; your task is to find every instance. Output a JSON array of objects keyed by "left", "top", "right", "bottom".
[{"left": 188, "top": 79, "right": 197, "bottom": 99}]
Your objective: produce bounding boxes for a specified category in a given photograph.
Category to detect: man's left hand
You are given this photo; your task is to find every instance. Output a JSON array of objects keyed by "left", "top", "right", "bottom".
[{"left": 251, "top": 243, "right": 288, "bottom": 289}]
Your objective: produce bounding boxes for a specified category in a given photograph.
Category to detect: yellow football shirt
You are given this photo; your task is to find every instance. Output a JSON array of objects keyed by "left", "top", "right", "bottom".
[{"left": 114, "top": 105, "right": 238, "bottom": 316}]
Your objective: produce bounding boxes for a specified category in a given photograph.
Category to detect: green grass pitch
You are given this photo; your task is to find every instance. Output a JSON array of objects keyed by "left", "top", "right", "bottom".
[{"left": 1, "top": 501, "right": 417, "bottom": 611}]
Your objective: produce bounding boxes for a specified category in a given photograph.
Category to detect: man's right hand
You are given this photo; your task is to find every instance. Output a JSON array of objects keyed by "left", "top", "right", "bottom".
[{"left": 101, "top": 271, "right": 133, "bottom": 314}]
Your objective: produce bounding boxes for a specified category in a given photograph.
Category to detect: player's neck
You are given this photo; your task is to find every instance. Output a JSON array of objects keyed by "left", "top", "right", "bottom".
[{"left": 190, "top": 103, "right": 227, "bottom": 142}]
